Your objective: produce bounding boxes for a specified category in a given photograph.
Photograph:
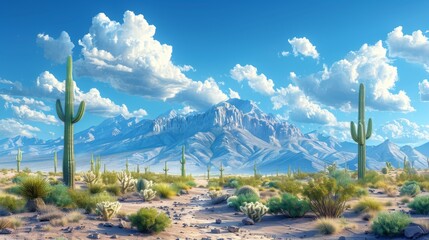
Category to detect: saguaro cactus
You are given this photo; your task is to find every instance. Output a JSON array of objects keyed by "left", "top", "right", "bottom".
[
  {"left": 427, "top": 157, "right": 429, "bottom": 169},
  {"left": 207, "top": 164, "right": 211, "bottom": 180},
  {"left": 350, "top": 83, "right": 372, "bottom": 180},
  {"left": 16, "top": 148, "right": 22, "bottom": 172},
  {"left": 219, "top": 162, "right": 224, "bottom": 181},
  {"left": 137, "top": 164, "right": 140, "bottom": 174},
  {"left": 180, "top": 146, "right": 186, "bottom": 177},
  {"left": 56, "top": 56, "right": 86, "bottom": 189},
  {"left": 163, "top": 161, "right": 169, "bottom": 178},
  {"left": 90, "top": 154, "right": 94, "bottom": 172},
  {"left": 125, "top": 158, "right": 129, "bottom": 172},
  {"left": 144, "top": 166, "right": 149, "bottom": 174},
  {"left": 253, "top": 161, "right": 258, "bottom": 178},
  {"left": 53, "top": 151, "right": 57, "bottom": 174}
]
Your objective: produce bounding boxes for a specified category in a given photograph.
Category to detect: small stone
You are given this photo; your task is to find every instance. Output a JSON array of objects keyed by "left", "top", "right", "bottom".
[
  {"left": 87, "top": 233, "right": 101, "bottom": 239},
  {"left": 0, "top": 228, "right": 13, "bottom": 234},
  {"left": 215, "top": 219, "right": 222, "bottom": 224},
  {"left": 103, "top": 222, "right": 114, "bottom": 227},
  {"left": 227, "top": 226, "right": 239, "bottom": 233},
  {"left": 404, "top": 225, "right": 425, "bottom": 239},
  {"left": 111, "top": 235, "right": 118, "bottom": 239},
  {"left": 242, "top": 217, "right": 255, "bottom": 225},
  {"left": 338, "top": 237, "right": 346, "bottom": 240},
  {"left": 119, "top": 219, "right": 130, "bottom": 229},
  {"left": 362, "top": 213, "right": 373, "bottom": 221},
  {"left": 211, "top": 228, "right": 221, "bottom": 234}
]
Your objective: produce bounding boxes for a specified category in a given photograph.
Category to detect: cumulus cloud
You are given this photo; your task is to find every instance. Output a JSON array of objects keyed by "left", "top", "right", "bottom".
[
  {"left": 288, "top": 37, "right": 319, "bottom": 59},
  {"left": 280, "top": 51, "right": 290, "bottom": 57},
  {"left": 179, "top": 65, "right": 195, "bottom": 72},
  {"left": 178, "top": 106, "right": 195, "bottom": 115},
  {"left": 74, "top": 11, "right": 225, "bottom": 110},
  {"left": 36, "top": 71, "right": 148, "bottom": 118},
  {"left": 10, "top": 104, "right": 58, "bottom": 124},
  {"left": 0, "top": 119, "right": 40, "bottom": 138},
  {"left": 0, "top": 95, "right": 50, "bottom": 111},
  {"left": 418, "top": 79, "right": 429, "bottom": 101},
  {"left": 386, "top": 26, "right": 429, "bottom": 72},
  {"left": 380, "top": 118, "right": 429, "bottom": 144},
  {"left": 291, "top": 41, "right": 414, "bottom": 112},
  {"left": 271, "top": 84, "right": 337, "bottom": 124},
  {"left": 36, "top": 31, "right": 75, "bottom": 64},
  {"left": 230, "top": 64, "right": 275, "bottom": 95},
  {"left": 228, "top": 88, "right": 240, "bottom": 99}
]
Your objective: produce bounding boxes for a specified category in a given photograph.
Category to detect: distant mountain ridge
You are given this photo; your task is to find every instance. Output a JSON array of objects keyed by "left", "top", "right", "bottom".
[{"left": 0, "top": 99, "right": 428, "bottom": 173}]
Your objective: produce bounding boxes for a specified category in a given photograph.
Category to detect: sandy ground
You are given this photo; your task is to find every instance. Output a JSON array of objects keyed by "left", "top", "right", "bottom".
[{"left": 0, "top": 175, "right": 428, "bottom": 240}]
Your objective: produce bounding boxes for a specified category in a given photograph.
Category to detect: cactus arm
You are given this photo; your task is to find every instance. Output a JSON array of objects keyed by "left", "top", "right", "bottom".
[
  {"left": 72, "top": 101, "right": 85, "bottom": 123},
  {"left": 56, "top": 100, "right": 65, "bottom": 122},
  {"left": 358, "top": 122, "right": 364, "bottom": 145},
  {"left": 350, "top": 121, "right": 358, "bottom": 142},
  {"left": 366, "top": 118, "right": 372, "bottom": 139}
]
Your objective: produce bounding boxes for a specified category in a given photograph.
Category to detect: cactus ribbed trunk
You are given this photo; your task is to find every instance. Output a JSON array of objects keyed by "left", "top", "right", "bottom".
[
  {"left": 56, "top": 56, "right": 85, "bottom": 189},
  {"left": 207, "top": 165, "right": 210, "bottom": 180},
  {"left": 180, "top": 146, "right": 186, "bottom": 177},
  {"left": 163, "top": 161, "right": 169, "bottom": 178},
  {"left": 16, "top": 148, "right": 22, "bottom": 172},
  {"left": 54, "top": 151, "right": 57, "bottom": 174},
  {"left": 350, "top": 83, "right": 372, "bottom": 180}
]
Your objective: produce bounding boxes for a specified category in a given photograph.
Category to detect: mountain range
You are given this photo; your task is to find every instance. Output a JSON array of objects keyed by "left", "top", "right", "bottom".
[{"left": 1, "top": 99, "right": 428, "bottom": 174}]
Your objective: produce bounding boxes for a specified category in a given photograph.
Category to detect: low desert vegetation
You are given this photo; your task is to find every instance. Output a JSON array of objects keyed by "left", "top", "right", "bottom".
[
  {"left": 128, "top": 207, "right": 171, "bottom": 233},
  {"left": 371, "top": 211, "right": 411, "bottom": 237}
]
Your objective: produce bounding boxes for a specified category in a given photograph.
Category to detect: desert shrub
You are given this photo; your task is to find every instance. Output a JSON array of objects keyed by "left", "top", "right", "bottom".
[
  {"left": 18, "top": 176, "right": 51, "bottom": 200},
  {"left": 208, "top": 191, "right": 229, "bottom": 204},
  {"left": 400, "top": 197, "right": 410, "bottom": 204},
  {"left": 329, "top": 170, "right": 353, "bottom": 188},
  {"left": 316, "top": 218, "right": 341, "bottom": 235},
  {"left": 96, "top": 201, "right": 121, "bottom": 221},
  {"left": 5, "top": 185, "right": 21, "bottom": 196},
  {"left": 354, "top": 187, "right": 368, "bottom": 198},
  {"left": 267, "top": 193, "right": 309, "bottom": 218},
  {"left": 0, "top": 195, "right": 25, "bottom": 213},
  {"left": 105, "top": 184, "right": 121, "bottom": 196},
  {"left": 102, "top": 172, "right": 118, "bottom": 185},
  {"left": 225, "top": 178, "right": 240, "bottom": 188},
  {"left": 172, "top": 182, "right": 190, "bottom": 192},
  {"left": 303, "top": 177, "right": 355, "bottom": 218},
  {"left": 129, "top": 207, "right": 171, "bottom": 233},
  {"left": 240, "top": 201, "right": 268, "bottom": 222},
  {"left": 153, "top": 183, "right": 176, "bottom": 199},
  {"left": 88, "top": 184, "right": 105, "bottom": 194},
  {"left": 358, "top": 170, "right": 383, "bottom": 187},
  {"left": 67, "top": 211, "right": 84, "bottom": 223},
  {"left": 353, "top": 197, "right": 383, "bottom": 214},
  {"left": 275, "top": 178, "right": 303, "bottom": 195},
  {"left": 186, "top": 180, "right": 196, "bottom": 188},
  {"left": 419, "top": 181, "right": 429, "bottom": 191},
  {"left": 44, "top": 184, "right": 73, "bottom": 207},
  {"left": 136, "top": 178, "right": 153, "bottom": 192},
  {"left": 227, "top": 193, "right": 260, "bottom": 210},
  {"left": 235, "top": 185, "right": 259, "bottom": 197},
  {"left": 408, "top": 195, "right": 429, "bottom": 214},
  {"left": 12, "top": 172, "right": 29, "bottom": 184},
  {"left": 371, "top": 211, "right": 411, "bottom": 237},
  {"left": 69, "top": 190, "right": 116, "bottom": 213},
  {"left": 399, "top": 181, "right": 421, "bottom": 197},
  {"left": 0, "top": 218, "right": 13, "bottom": 230}
]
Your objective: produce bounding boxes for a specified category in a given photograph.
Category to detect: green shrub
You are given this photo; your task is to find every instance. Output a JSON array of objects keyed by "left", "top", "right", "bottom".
[
  {"left": 129, "top": 207, "right": 171, "bottom": 233},
  {"left": 371, "top": 211, "right": 411, "bottom": 237},
  {"left": 225, "top": 178, "right": 240, "bottom": 188},
  {"left": 267, "top": 193, "right": 309, "bottom": 217},
  {"left": 400, "top": 181, "right": 421, "bottom": 197},
  {"left": 275, "top": 179, "right": 303, "bottom": 195},
  {"left": 88, "top": 184, "right": 105, "bottom": 194},
  {"left": 44, "top": 184, "right": 73, "bottom": 207},
  {"left": 69, "top": 190, "right": 116, "bottom": 213},
  {"left": 136, "top": 178, "right": 153, "bottom": 192},
  {"left": 408, "top": 195, "right": 429, "bottom": 214},
  {"left": 303, "top": 177, "right": 355, "bottom": 218},
  {"left": 12, "top": 172, "right": 29, "bottom": 184},
  {"left": 0, "top": 196, "right": 25, "bottom": 213},
  {"left": 235, "top": 185, "right": 259, "bottom": 197},
  {"left": 18, "top": 176, "right": 51, "bottom": 200},
  {"left": 354, "top": 187, "right": 369, "bottom": 198},
  {"left": 329, "top": 170, "right": 353, "bottom": 188},
  {"left": 353, "top": 197, "right": 383, "bottom": 214},
  {"left": 101, "top": 172, "right": 117, "bottom": 185},
  {"left": 227, "top": 193, "right": 259, "bottom": 210},
  {"left": 185, "top": 180, "right": 196, "bottom": 188},
  {"left": 153, "top": 183, "right": 175, "bottom": 199},
  {"left": 106, "top": 184, "right": 121, "bottom": 196},
  {"left": 172, "top": 182, "right": 190, "bottom": 192},
  {"left": 358, "top": 170, "right": 383, "bottom": 187}
]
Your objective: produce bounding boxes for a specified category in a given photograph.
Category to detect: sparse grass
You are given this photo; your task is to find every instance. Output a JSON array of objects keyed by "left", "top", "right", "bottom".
[
  {"left": 172, "top": 182, "right": 190, "bottom": 192},
  {"left": 400, "top": 197, "right": 410, "bottom": 204},
  {"left": 384, "top": 185, "right": 398, "bottom": 197},
  {"left": 67, "top": 211, "right": 85, "bottom": 223},
  {"left": 0, "top": 195, "right": 25, "bottom": 213},
  {"left": 0, "top": 217, "right": 21, "bottom": 230},
  {"left": 105, "top": 184, "right": 121, "bottom": 196},
  {"left": 88, "top": 183, "right": 105, "bottom": 194},
  {"left": 69, "top": 190, "right": 116, "bottom": 213},
  {"left": 316, "top": 218, "right": 341, "bottom": 235},
  {"left": 353, "top": 197, "right": 383, "bottom": 214},
  {"left": 153, "top": 183, "right": 176, "bottom": 199}
]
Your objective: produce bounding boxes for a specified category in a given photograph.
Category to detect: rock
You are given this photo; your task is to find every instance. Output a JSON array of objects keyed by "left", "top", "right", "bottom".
[
  {"left": 338, "top": 237, "right": 346, "bottom": 240},
  {"left": 242, "top": 217, "right": 255, "bottom": 225},
  {"left": 404, "top": 225, "right": 425, "bottom": 239},
  {"left": 362, "top": 213, "right": 373, "bottom": 221},
  {"left": 227, "top": 226, "right": 239, "bottom": 233},
  {"left": 211, "top": 228, "right": 221, "bottom": 234},
  {"left": 215, "top": 219, "right": 222, "bottom": 224},
  {"left": 119, "top": 219, "right": 130, "bottom": 229},
  {"left": 180, "top": 190, "right": 189, "bottom": 195},
  {"left": 25, "top": 198, "right": 46, "bottom": 212},
  {"left": 88, "top": 233, "right": 101, "bottom": 239},
  {"left": 0, "top": 208, "right": 12, "bottom": 216},
  {"left": 103, "top": 222, "right": 114, "bottom": 227},
  {"left": 0, "top": 228, "right": 13, "bottom": 234},
  {"left": 111, "top": 235, "right": 118, "bottom": 239}
]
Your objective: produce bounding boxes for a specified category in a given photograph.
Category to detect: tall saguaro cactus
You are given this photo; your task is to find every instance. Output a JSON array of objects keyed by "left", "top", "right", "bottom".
[
  {"left": 350, "top": 83, "right": 372, "bottom": 180},
  {"left": 16, "top": 148, "right": 22, "bottom": 172},
  {"left": 163, "top": 161, "right": 169, "bottom": 178},
  {"left": 219, "top": 162, "right": 224, "bottom": 182},
  {"left": 180, "top": 146, "right": 186, "bottom": 177},
  {"left": 53, "top": 151, "right": 58, "bottom": 174},
  {"left": 253, "top": 161, "right": 258, "bottom": 178},
  {"left": 207, "top": 164, "right": 211, "bottom": 180},
  {"left": 56, "top": 56, "right": 86, "bottom": 189},
  {"left": 90, "top": 154, "right": 94, "bottom": 172}
]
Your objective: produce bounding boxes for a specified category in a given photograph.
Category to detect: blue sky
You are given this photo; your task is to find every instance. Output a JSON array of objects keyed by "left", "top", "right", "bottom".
[{"left": 1, "top": 0, "right": 429, "bottom": 146}]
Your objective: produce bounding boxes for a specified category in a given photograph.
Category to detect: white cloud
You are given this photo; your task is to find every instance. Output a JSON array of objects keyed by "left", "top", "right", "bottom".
[
  {"left": 36, "top": 71, "right": 148, "bottom": 118},
  {"left": 74, "top": 11, "right": 225, "bottom": 110},
  {"left": 0, "top": 119, "right": 40, "bottom": 138},
  {"left": 179, "top": 65, "right": 195, "bottom": 72},
  {"left": 292, "top": 41, "right": 414, "bottom": 112},
  {"left": 0, "top": 95, "right": 50, "bottom": 111},
  {"left": 386, "top": 26, "right": 429, "bottom": 72},
  {"left": 178, "top": 106, "right": 195, "bottom": 115},
  {"left": 280, "top": 51, "right": 290, "bottom": 57},
  {"left": 271, "top": 84, "right": 337, "bottom": 124},
  {"left": 380, "top": 118, "right": 429, "bottom": 144},
  {"left": 418, "top": 79, "right": 429, "bottom": 101},
  {"left": 230, "top": 64, "right": 275, "bottom": 95},
  {"left": 36, "top": 31, "right": 75, "bottom": 64},
  {"left": 10, "top": 104, "right": 58, "bottom": 124},
  {"left": 228, "top": 88, "right": 241, "bottom": 99},
  {"left": 288, "top": 37, "right": 319, "bottom": 59}
]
